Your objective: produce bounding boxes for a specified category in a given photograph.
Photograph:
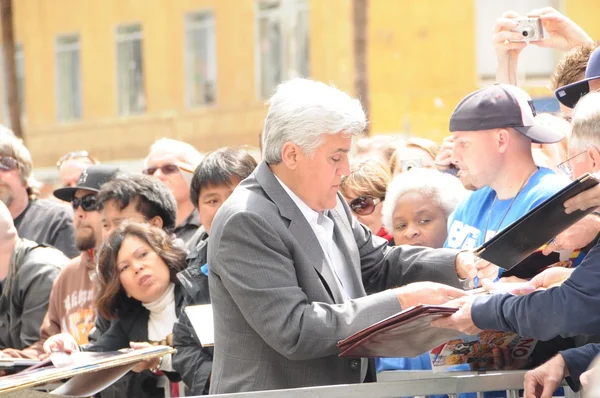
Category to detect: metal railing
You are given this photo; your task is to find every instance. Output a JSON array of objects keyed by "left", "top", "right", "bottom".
[
  {"left": 6, "top": 369, "right": 583, "bottom": 397},
  {"left": 205, "top": 370, "right": 582, "bottom": 398}
]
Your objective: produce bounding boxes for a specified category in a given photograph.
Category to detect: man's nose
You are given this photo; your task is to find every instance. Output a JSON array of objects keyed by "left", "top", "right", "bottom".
[{"left": 338, "top": 157, "right": 351, "bottom": 176}]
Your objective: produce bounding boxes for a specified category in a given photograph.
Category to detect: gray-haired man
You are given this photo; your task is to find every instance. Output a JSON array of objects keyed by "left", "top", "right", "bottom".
[{"left": 208, "top": 78, "right": 478, "bottom": 393}]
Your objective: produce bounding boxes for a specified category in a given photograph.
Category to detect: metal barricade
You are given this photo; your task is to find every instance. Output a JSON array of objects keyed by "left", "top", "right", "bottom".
[{"left": 205, "top": 370, "right": 582, "bottom": 398}]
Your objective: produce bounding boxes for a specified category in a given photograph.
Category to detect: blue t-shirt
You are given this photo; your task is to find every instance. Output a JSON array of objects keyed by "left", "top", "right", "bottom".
[{"left": 445, "top": 167, "right": 569, "bottom": 250}]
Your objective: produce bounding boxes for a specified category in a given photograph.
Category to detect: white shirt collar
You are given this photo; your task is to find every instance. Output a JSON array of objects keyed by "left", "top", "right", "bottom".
[{"left": 274, "top": 175, "right": 321, "bottom": 225}]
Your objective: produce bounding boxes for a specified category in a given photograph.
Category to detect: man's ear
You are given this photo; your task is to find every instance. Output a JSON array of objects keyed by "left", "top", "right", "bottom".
[
  {"left": 281, "top": 142, "right": 300, "bottom": 170},
  {"left": 496, "top": 129, "right": 511, "bottom": 153},
  {"left": 148, "top": 216, "right": 164, "bottom": 229},
  {"left": 587, "top": 147, "right": 600, "bottom": 173}
]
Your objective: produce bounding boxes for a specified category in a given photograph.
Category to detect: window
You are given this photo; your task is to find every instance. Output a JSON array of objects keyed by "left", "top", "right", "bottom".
[
  {"left": 116, "top": 24, "right": 145, "bottom": 115},
  {"left": 1, "top": 43, "right": 25, "bottom": 126},
  {"left": 56, "top": 34, "right": 82, "bottom": 121},
  {"left": 476, "top": 0, "right": 558, "bottom": 81},
  {"left": 256, "top": 0, "right": 309, "bottom": 99},
  {"left": 185, "top": 11, "right": 217, "bottom": 107}
]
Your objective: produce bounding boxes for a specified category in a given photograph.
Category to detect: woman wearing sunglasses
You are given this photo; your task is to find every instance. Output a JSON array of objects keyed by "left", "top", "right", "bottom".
[
  {"left": 340, "top": 158, "right": 393, "bottom": 243},
  {"left": 44, "top": 222, "right": 186, "bottom": 397}
]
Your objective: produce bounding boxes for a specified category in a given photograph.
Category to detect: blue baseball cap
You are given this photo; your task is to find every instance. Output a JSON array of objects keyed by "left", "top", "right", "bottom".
[
  {"left": 450, "top": 84, "right": 564, "bottom": 144},
  {"left": 555, "top": 46, "right": 600, "bottom": 109}
]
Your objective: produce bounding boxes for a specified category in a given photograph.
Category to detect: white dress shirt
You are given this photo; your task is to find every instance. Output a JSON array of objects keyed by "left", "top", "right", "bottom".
[{"left": 275, "top": 176, "right": 359, "bottom": 300}]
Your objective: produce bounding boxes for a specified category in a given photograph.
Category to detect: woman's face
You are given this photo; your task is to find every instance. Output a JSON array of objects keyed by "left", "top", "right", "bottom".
[
  {"left": 343, "top": 189, "right": 384, "bottom": 234},
  {"left": 391, "top": 191, "right": 448, "bottom": 248},
  {"left": 116, "top": 235, "right": 172, "bottom": 303}
]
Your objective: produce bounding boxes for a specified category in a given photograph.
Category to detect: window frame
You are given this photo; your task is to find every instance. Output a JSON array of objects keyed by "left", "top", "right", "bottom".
[
  {"left": 254, "top": 0, "right": 309, "bottom": 99},
  {"left": 115, "top": 23, "right": 146, "bottom": 116},
  {"left": 184, "top": 9, "right": 217, "bottom": 108},
  {"left": 55, "top": 33, "right": 82, "bottom": 122}
]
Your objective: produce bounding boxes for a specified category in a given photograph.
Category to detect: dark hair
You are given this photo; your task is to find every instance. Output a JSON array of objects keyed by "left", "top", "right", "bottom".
[
  {"left": 95, "top": 221, "right": 187, "bottom": 320},
  {"left": 97, "top": 174, "right": 177, "bottom": 232},
  {"left": 190, "top": 147, "right": 258, "bottom": 207}
]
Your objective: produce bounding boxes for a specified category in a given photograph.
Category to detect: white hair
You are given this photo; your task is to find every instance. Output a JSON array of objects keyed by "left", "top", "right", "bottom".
[
  {"left": 262, "top": 78, "right": 367, "bottom": 164},
  {"left": 381, "top": 168, "right": 469, "bottom": 233},
  {"left": 145, "top": 138, "right": 204, "bottom": 168},
  {"left": 570, "top": 93, "right": 600, "bottom": 150}
]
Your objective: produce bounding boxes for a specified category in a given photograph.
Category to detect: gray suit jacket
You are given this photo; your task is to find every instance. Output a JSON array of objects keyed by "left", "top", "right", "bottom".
[{"left": 207, "top": 162, "right": 462, "bottom": 394}]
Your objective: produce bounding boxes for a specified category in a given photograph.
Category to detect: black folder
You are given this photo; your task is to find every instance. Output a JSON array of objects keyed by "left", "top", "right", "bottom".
[{"left": 474, "top": 173, "right": 599, "bottom": 275}]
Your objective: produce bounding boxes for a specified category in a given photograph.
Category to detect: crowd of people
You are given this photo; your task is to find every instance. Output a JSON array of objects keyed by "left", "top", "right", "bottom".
[{"left": 0, "top": 5, "right": 600, "bottom": 398}]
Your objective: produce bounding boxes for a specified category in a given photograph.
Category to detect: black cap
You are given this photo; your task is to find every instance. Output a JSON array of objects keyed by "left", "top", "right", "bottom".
[
  {"left": 449, "top": 84, "right": 564, "bottom": 144},
  {"left": 54, "top": 164, "right": 122, "bottom": 202},
  {"left": 555, "top": 46, "right": 600, "bottom": 109}
]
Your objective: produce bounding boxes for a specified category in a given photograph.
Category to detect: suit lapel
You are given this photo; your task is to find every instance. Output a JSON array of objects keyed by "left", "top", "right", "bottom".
[
  {"left": 287, "top": 219, "right": 346, "bottom": 303},
  {"left": 329, "top": 200, "right": 367, "bottom": 298},
  {"left": 255, "top": 162, "right": 346, "bottom": 303}
]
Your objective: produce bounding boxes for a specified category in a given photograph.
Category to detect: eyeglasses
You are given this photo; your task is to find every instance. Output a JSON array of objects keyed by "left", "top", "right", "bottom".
[
  {"left": 72, "top": 194, "right": 98, "bottom": 212},
  {"left": 0, "top": 157, "right": 19, "bottom": 171},
  {"left": 142, "top": 164, "right": 180, "bottom": 176},
  {"left": 56, "top": 151, "right": 98, "bottom": 169},
  {"left": 557, "top": 149, "right": 588, "bottom": 177},
  {"left": 349, "top": 196, "right": 382, "bottom": 216}
]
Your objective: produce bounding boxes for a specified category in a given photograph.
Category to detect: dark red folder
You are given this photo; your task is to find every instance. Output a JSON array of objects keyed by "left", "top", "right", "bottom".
[{"left": 337, "top": 305, "right": 461, "bottom": 358}]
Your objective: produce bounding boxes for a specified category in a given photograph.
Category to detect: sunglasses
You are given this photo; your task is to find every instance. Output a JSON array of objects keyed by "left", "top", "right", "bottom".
[
  {"left": 56, "top": 150, "right": 98, "bottom": 169},
  {"left": 349, "top": 196, "right": 382, "bottom": 216},
  {"left": 0, "top": 157, "right": 19, "bottom": 171},
  {"left": 142, "top": 164, "right": 180, "bottom": 176},
  {"left": 72, "top": 194, "right": 98, "bottom": 212}
]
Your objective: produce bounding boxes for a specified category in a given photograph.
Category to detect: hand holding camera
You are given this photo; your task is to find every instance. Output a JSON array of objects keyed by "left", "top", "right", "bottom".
[
  {"left": 493, "top": 7, "right": 592, "bottom": 85},
  {"left": 526, "top": 7, "right": 593, "bottom": 52},
  {"left": 494, "top": 7, "right": 592, "bottom": 54}
]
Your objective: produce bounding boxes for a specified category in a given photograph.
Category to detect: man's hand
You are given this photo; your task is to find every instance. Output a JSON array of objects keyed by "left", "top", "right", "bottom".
[
  {"left": 528, "top": 7, "right": 593, "bottom": 52},
  {"left": 524, "top": 354, "right": 567, "bottom": 398},
  {"left": 542, "top": 215, "right": 600, "bottom": 255},
  {"left": 529, "top": 267, "right": 574, "bottom": 289},
  {"left": 473, "top": 258, "right": 501, "bottom": 287},
  {"left": 455, "top": 251, "right": 478, "bottom": 281},
  {"left": 564, "top": 184, "right": 600, "bottom": 214},
  {"left": 430, "top": 295, "right": 482, "bottom": 335},
  {"left": 483, "top": 267, "right": 574, "bottom": 296},
  {"left": 395, "top": 282, "right": 467, "bottom": 309}
]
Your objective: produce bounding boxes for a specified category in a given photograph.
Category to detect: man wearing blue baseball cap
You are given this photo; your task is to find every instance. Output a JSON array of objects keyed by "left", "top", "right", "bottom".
[
  {"left": 444, "top": 84, "right": 569, "bottom": 283},
  {"left": 555, "top": 46, "right": 600, "bottom": 109}
]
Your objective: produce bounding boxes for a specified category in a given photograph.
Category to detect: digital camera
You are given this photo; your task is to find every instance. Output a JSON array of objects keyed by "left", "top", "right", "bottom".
[{"left": 511, "top": 18, "right": 544, "bottom": 42}]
